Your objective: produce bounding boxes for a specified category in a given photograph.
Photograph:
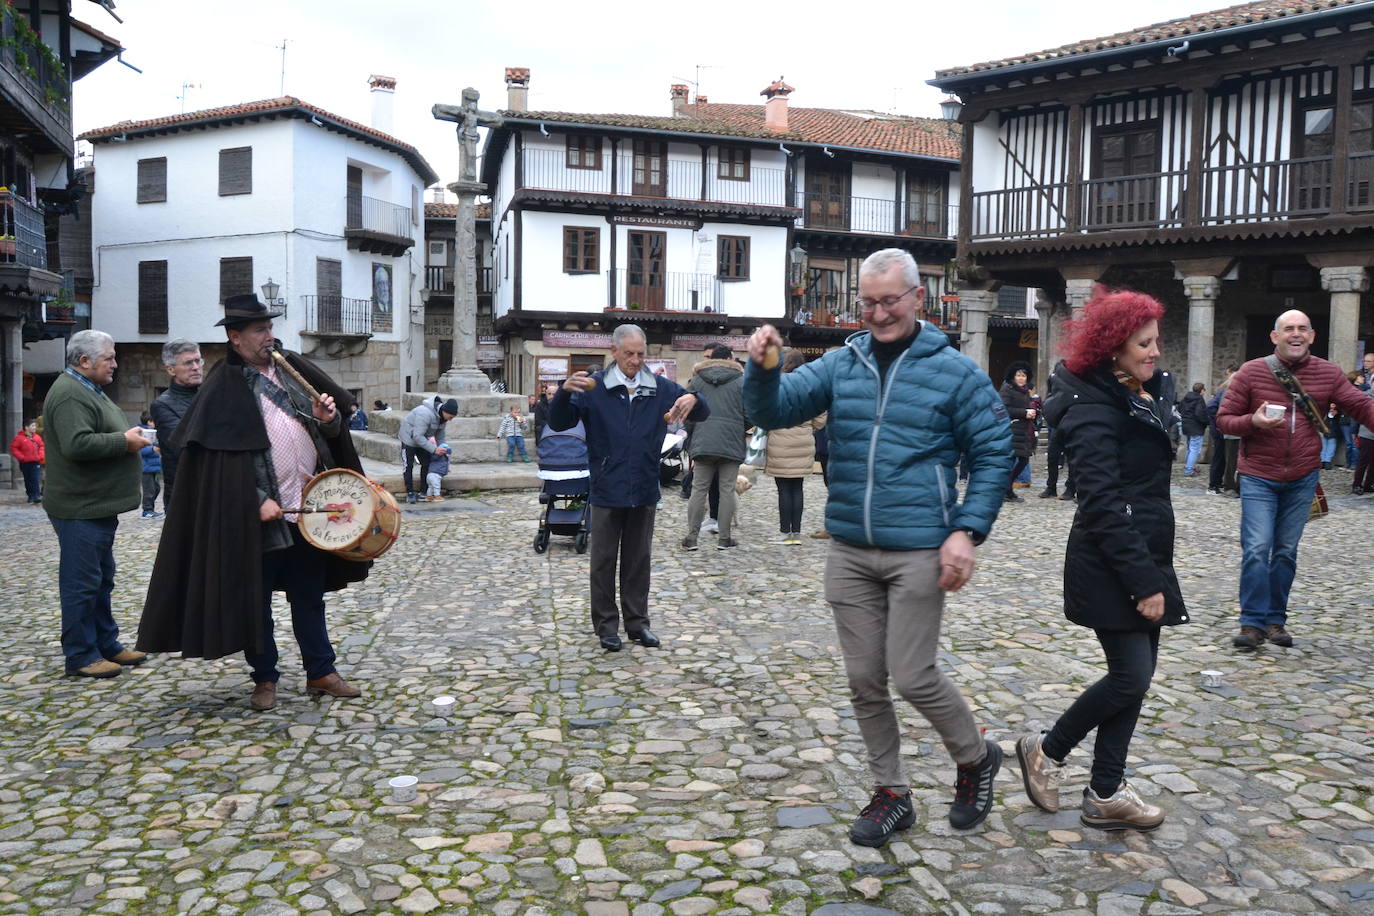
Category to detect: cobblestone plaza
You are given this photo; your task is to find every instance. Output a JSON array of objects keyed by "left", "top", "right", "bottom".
[{"left": 1, "top": 467, "right": 1371, "bottom": 915}]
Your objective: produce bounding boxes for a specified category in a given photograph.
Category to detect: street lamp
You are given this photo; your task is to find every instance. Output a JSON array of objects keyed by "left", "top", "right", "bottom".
[
  {"left": 260, "top": 277, "right": 282, "bottom": 304},
  {"left": 939, "top": 97, "right": 963, "bottom": 121}
]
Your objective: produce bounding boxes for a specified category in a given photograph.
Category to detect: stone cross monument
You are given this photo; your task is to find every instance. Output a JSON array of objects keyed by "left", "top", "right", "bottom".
[{"left": 432, "top": 88, "right": 504, "bottom": 394}]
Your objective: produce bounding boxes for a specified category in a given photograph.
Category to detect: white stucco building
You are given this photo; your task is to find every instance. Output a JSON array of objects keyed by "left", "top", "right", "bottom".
[{"left": 79, "top": 81, "right": 439, "bottom": 413}]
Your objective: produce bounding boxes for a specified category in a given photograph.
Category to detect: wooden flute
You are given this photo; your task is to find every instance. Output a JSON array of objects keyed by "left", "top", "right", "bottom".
[{"left": 270, "top": 349, "right": 324, "bottom": 401}]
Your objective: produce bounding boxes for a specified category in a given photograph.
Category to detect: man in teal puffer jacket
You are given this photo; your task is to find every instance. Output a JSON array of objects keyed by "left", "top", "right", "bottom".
[{"left": 744, "top": 249, "right": 1012, "bottom": 846}]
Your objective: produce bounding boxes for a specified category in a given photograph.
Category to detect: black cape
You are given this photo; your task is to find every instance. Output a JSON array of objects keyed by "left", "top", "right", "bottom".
[{"left": 136, "top": 349, "right": 370, "bottom": 660}]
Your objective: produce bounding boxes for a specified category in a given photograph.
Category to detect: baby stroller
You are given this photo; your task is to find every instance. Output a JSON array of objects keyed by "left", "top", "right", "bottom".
[
  {"left": 660, "top": 428, "right": 689, "bottom": 486},
  {"left": 533, "top": 421, "right": 591, "bottom": 554}
]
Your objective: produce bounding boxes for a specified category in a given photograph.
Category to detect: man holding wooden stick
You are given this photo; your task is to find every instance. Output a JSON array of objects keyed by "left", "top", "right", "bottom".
[{"left": 137, "top": 294, "right": 370, "bottom": 710}]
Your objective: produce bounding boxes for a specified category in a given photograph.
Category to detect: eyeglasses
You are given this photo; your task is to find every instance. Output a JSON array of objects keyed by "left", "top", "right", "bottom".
[{"left": 855, "top": 285, "right": 919, "bottom": 316}]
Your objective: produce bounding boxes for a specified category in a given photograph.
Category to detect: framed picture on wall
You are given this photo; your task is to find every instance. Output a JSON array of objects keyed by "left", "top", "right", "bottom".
[{"left": 372, "top": 262, "right": 393, "bottom": 311}]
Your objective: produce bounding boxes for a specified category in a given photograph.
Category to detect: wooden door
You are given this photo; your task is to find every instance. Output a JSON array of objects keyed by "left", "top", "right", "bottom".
[
  {"left": 626, "top": 231, "right": 666, "bottom": 310},
  {"left": 805, "top": 163, "right": 849, "bottom": 229},
  {"left": 1293, "top": 106, "right": 1335, "bottom": 213},
  {"left": 317, "top": 258, "right": 342, "bottom": 333},
  {"left": 1090, "top": 125, "right": 1159, "bottom": 226},
  {"left": 632, "top": 141, "right": 666, "bottom": 196},
  {"left": 346, "top": 165, "right": 363, "bottom": 228}
]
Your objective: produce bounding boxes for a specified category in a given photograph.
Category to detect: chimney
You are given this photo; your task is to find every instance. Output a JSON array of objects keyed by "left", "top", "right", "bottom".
[
  {"left": 505, "top": 67, "right": 530, "bottom": 112},
  {"left": 760, "top": 77, "right": 794, "bottom": 132},
  {"left": 369, "top": 74, "right": 396, "bottom": 135},
  {"left": 670, "top": 83, "right": 689, "bottom": 117},
  {"left": 695, "top": 94, "right": 708, "bottom": 106}
]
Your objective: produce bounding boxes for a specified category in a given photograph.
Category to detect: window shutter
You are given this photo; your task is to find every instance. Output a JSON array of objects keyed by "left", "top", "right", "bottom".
[
  {"left": 137, "top": 158, "right": 167, "bottom": 203},
  {"left": 138, "top": 260, "right": 168, "bottom": 334},
  {"left": 219, "top": 256, "right": 254, "bottom": 303},
  {"left": 218, "top": 147, "right": 253, "bottom": 196}
]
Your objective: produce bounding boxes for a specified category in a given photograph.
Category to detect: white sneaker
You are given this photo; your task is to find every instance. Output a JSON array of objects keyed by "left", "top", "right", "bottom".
[{"left": 702, "top": 519, "right": 719, "bottom": 534}]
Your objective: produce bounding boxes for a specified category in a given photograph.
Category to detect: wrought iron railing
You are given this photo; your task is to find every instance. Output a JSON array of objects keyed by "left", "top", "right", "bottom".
[
  {"left": 0, "top": 190, "right": 48, "bottom": 269},
  {"left": 920, "top": 299, "right": 961, "bottom": 333},
  {"left": 425, "top": 265, "right": 493, "bottom": 294},
  {"left": 796, "top": 191, "right": 957, "bottom": 238},
  {"left": 344, "top": 194, "right": 413, "bottom": 239},
  {"left": 611, "top": 269, "right": 721, "bottom": 313},
  {"left": 301, "top": 295, "right": 373, "bottom": 335}
]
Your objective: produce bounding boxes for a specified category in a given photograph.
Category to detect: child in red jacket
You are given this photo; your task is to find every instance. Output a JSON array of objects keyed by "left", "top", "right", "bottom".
[{"left": 10, "top": 420, "right": 44, "bottom": 503}]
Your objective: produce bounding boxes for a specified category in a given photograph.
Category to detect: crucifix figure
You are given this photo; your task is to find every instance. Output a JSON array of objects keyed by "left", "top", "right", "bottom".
[{"left": 432, "top": 88, "right": 504, "bottom": 394}]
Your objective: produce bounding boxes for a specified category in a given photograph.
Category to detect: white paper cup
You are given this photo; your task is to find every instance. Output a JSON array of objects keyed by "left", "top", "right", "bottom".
[
  {"left": 1264, "top": 404, "right": 1287, "bottom": 420},
  {"left": 1200, "top": 670, "right": 1224, "bottom": 688},
  {"left": 432, "top": 695, "right": 456, "bottom": 717},
  {"left": 388, "top": 775, "right": 418, "bottom": 803}
]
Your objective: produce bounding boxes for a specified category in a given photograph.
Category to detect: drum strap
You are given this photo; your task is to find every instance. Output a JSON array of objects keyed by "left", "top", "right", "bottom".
[{"left": 246, "top": 365, "right": 336, "bottom": 471}]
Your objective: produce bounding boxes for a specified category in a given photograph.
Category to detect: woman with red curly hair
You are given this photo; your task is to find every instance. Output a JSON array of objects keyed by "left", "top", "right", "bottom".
[{"left": 1014, "top": 287, "right": 1188, "bottom": 832}]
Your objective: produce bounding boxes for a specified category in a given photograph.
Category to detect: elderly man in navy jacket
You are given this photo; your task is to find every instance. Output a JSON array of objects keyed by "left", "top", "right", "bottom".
[{"left": 549, "top": 324, "right": 709, "bottom": 651}]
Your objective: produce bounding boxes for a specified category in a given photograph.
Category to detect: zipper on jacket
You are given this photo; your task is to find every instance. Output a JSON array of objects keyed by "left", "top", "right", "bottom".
[
  {"left": 935, "top": 464, "right": 951, "bottom": 526},
  {"left": 855, "top": 341, "right": 911, "bottom": 546}
]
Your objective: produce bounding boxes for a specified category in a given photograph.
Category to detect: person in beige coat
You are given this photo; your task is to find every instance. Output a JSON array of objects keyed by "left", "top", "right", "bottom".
[{"left": 766, "top": 349, "right": 827, "bottom": 544}]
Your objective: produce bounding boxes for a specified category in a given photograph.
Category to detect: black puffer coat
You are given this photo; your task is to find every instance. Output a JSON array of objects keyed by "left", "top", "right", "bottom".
[
  {"left": 999, "top": 372, "right": 1036, "bottom": 459},
  {"left": 1043, "top": 363, "right": 1188, "bottom": 632},
  {"left": 1178, "top": 390, "right": 1209, "bottom": 438}
]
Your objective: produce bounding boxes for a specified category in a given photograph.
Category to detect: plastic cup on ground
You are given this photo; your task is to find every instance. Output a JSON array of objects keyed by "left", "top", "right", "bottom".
[
  {"left": 1200, "top": 670, "right": 1224, "bottom": 688},
  {"left": 432, "top": 695, "right": 456, "bottom": 717},
  {"left": 388, "top": 775, "right": 418, "bottom": 803}
]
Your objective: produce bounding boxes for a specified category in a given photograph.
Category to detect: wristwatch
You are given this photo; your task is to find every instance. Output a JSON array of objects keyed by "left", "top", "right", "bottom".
[{"left": 961, "top": 527, "right": 986, "bottom": 546}]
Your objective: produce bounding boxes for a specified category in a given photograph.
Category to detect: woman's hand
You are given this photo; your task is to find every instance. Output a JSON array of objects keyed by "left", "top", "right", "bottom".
[{"left": 1136, "top": 592, "right": 1164, "bottom": 622}]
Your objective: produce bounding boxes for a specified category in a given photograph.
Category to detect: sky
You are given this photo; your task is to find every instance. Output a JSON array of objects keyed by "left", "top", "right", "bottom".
[{"left": 72, "top": 0, "right": 1212, "bottom": 186}]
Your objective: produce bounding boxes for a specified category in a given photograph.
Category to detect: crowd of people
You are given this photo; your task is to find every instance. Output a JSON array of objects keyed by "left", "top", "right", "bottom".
[{"left": 14, "top": 246, "right": 1374, "bottom": 850}]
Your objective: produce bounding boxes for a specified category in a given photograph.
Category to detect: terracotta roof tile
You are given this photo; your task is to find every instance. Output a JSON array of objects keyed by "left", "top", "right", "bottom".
[
  {"left": 425, "top": 202, "right": 490, "bottom": 219},
  {"left": 506, "top": 104, "right": 961, "bottom": 161},
  {"left": 935, "top": 0, "right": 1372, "bottom": 79},
  {"left": 79, "top": 97, "right": 438, "bottom": 184}
]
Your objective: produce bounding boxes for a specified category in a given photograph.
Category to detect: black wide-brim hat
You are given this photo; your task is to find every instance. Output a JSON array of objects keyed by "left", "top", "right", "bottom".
[{"left": 217, "top": 293, "right": 284, "bottom": 328}]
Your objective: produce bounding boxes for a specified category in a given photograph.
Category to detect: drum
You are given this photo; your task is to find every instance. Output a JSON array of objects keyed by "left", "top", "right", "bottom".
[{"left": 296, "top": 468, "right": 401, "bottom": 562}]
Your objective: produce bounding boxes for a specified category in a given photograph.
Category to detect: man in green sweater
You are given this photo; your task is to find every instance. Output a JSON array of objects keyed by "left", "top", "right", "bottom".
[{"left": 43, "top": 330, "right": 151, "bottom": 678}]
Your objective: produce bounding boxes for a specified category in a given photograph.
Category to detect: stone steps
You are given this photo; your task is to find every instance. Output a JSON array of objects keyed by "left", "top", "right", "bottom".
[{"left": 358, "top": 456, "right": 540, "bottom": 494}]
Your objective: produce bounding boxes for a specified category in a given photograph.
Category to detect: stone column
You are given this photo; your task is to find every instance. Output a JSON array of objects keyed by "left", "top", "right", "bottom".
[
  {"left": 437, "top": 177, "right": 490, "bottom": 395},
  {"left": 1063, "top": 278, "right": 1096, "bottom": 316},
  {"left": 1, "top": 318, "right": 20, "bottom": 488},
  {"left": 1319, "top": 266, "right": 1369, "bottom": 371},
  {"left": 1182, "top": 276, "right": 1221, "bottom": 389},
  {"left": 958, "top": 288, "right": 998, "bottom": 373},
  {"left": 1033, "top": 289, "right": 1059, "bottom": 387}
]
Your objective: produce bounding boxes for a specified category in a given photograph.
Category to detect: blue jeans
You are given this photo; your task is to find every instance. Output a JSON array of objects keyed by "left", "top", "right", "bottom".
[
  {"left": 49, "top": 516, "right": 126, "bottom": 670},
  {"left": 244, "top": 533, "right": 337, "bottom": 683},
  {"left": 1184, "top": 435, "right": 1204, "bottom": 473},
  {"left": 20, "top": 461, "right": 42, "bottom": 501},
  {"left": 1320, "top": 436, "right": 1337, "bottom": 464},
  {"left": 1343, "top": 427, "right": 1360, "bottom": 467},
  {"left": 1238, "top": 471, "right": 1318, "bottom": 630},
  {"left": 506, "top": 435, "right": 528, "bottom": 459}
]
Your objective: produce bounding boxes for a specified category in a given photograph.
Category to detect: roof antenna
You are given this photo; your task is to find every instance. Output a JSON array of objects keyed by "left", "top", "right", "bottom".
[{"left": 276, "top": 39, "right": 288, "bottom": 96}]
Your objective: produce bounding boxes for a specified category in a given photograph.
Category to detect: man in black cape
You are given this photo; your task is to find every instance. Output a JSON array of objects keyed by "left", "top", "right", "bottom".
[{"left": 137, "top": 294, "right": 369, "bottom": 711}]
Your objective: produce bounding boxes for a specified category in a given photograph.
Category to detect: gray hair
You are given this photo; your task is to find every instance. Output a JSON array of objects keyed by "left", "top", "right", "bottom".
[
  {"left": 66, "top": 330, "right": 114, "bottom": 367},
  {"left": 161, "top": 337, "right": 200, "bottom": 366},
  {"left": 859, "top": 249, "right": 920, "bottom": 288},
  {"left": 612, "top": 324, "right": 646, "bottom": 347}
]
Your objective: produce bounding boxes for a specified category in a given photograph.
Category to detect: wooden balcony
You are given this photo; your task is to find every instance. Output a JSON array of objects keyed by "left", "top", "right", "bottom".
[
  {"left": 796, "top": 192, "right": 957, "bottom": 239},
  {"left": 424, "top": 265, "right": 492, "bottom": 295},
  {"left": 520, "top": 147, "right": 789, "bottom": 208},
  {"left": 609, "top": 269, "right": 721, "bottom": 314},
  {"left": 970, "top": 153, "right": 1374, "bottom": 243},
  {"left": 0, "top": 9, "right": 72, "bottom": 156}
]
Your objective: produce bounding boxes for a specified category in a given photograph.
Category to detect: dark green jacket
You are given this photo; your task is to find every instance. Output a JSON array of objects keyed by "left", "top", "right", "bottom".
[{"left": 41, "top": 371, "right": 140, "bottom": 519}]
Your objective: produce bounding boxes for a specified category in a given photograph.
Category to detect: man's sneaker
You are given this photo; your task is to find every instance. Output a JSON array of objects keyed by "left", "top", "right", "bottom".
[
  {"left": 1080, "top": 780, "right": 1164, "bottom": 831},
  {"left": 142, "top": 511, "right": 163, "bottom": 519},
  {"left": 680, "top": 536, "right": 699, "bottom": 552},
  {"left": 1206, "top": 487, "right": 1221, "bottom": 495},
  {"left": 1266, "top": 624, "right": 1294, "bottom": 647},
  {"left": 949, "top": 738, "right": 1001, "bottom": 829},
  {"left": 1232, "top": 626, "right": 1265, "bottom": 650},
  {"left": 1015, "top": 733, "right": 1062, "bottom": 813},
  {"left": 716, "top": 537, "right": 739, "bottom": 549},
  {"left": 702, "top": 518, "right": 719, "bottom": 534},
  {"left": 848, "top": 788, "right": 915, "bottom": 847}
]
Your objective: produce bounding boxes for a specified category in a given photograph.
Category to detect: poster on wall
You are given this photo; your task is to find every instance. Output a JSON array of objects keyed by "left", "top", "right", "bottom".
[
  {"left": 645, "top": 359, "right": 677, "bottom": 381},
  {"left": 537, "top": 356, "right": 570, "bottom": 383},
  {"left": 372, "top": 263, "right": 393, "bottom": 312}
]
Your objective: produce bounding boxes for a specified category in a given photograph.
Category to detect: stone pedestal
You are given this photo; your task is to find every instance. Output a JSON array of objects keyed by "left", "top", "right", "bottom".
[
  {"left": 1063, "top": 278, "right": 1097, "bottom": 316},
  {"left": 958, "top": 288, "right": 998, "bottom": 372},
  {"left": 1319, "top": 266, "right": 1369, "bottom": 371},
  {"left": 1183, "top": 276, "right": 1221, "bottom": 389},
  {"left": 1033, "top": 289, "right": 1063, "bottom": 385}
]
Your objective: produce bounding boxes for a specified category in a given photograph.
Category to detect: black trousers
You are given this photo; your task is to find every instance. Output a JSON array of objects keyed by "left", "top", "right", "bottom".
[
  {"left": 1045, "top": 428, "right": 1072, "bottom": 493},
  {"left": 775, "top": 476, "right": 803, "bottom": 533},
  {"left": 244, "top": 531, "right": 337, "bottom": 683},
  {"left": 403, "top": 446, "right": 432, "bottom": 495},
  {"left": 589, "top": 504, "right": 656, "bottom": 638},
  {"left": 1042, "top": 627, "right": 1160, "bottom": 798},
  {"left": 1207, "top": 430, "right": 1226, "bottom": 490}
]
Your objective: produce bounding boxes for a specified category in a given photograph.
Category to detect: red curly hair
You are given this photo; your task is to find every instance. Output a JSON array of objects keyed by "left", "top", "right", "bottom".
[{"left": 1062, "top": 286, "right": 1165, "bottom": 375}]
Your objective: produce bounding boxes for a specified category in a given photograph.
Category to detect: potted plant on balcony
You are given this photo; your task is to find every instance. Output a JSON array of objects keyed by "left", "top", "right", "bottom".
[{"left": 0, "top": 235, "right": 16, "bottom": 257}]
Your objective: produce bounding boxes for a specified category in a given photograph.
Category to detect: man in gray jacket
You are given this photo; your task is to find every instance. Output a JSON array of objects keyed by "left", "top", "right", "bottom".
[
  {"left": 682, "top": 345, "right": 749, "bottom": 550},
  {"left": 399, "top": 396, "right": 456, "bottom": 504}
]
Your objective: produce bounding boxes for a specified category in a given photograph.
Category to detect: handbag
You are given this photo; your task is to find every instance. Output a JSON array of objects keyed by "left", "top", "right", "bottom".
[
  {"left": 1309, "top": 482, "right": 1328, "bottom": 521},
  {"left": 744, "top": 428, "right": 768, "bottom": 468}
]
